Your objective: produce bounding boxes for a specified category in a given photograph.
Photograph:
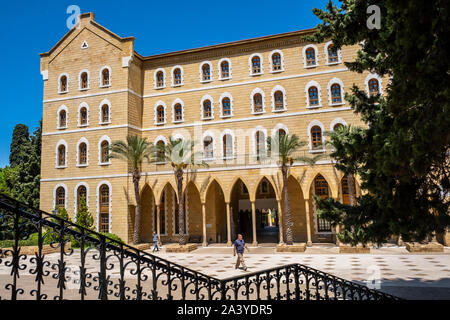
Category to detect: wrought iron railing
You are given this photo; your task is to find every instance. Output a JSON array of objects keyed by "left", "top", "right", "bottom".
[{"left": 0, "top": 194, "right": 398, "bottom": 300}]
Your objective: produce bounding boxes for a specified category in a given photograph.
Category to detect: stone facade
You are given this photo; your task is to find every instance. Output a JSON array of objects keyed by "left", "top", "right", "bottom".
[{"left": 40, "top": 12, "right": 382, "bottom": 245}]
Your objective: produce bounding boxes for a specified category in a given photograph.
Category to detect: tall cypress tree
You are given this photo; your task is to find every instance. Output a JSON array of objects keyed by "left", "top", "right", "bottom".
[{"left": 9, "top": 124, "right": 29, "bottom": 167}]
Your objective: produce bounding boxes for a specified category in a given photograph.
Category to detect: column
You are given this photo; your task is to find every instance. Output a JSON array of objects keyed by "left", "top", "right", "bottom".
[
  {"left": 251, "top": 201, "right": 258, "bottom": 246},
  {"left": 202, "top": 202, "right": 207, "bottom": 247},
  {"left": 304, "top": 199, "right": 312, "bottom": 246},
  {"left": 277, "top": 200, "right": 284, "bottom": 244},
  {"left": 156, "top": 204, "right": 161, "bottom": 246},
  {"left": 226, "top": 202, "right": 232, "bottom": 246}
]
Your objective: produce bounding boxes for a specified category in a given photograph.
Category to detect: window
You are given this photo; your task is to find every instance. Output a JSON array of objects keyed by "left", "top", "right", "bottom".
[
  {"left": 101, "top": 68, "right": 110, "bottom": 87},
  {"left": 309, "top": 87, "right": 319, "bottom": 106},
  {"left": 203, "top": 136, "right": 214, "bottom": 159},
  {"left": 260, "top": 179, "right": 269, "bottom": 194},
  {"left": 278, "top": 129, "right": 286, "bottom": 138},
  {"left": 251, "top": 56, "right": 261, "bottom": 74},
  {"left": 174, "top": 103, "right": 183, "bottom": 122},
  {"left": 306, "top": 48, "right": 316, "bottom": 66},
  {"left": 101, "top": 104, "right": 110, "bottom": 123},
  {"left": 333, "top": 123, "right": 344, "bottom": 131},
  {"left": 203, "top": 100, "right": 212, "bottom": 119},
  {"left": 271, "top": 52, "right": 282, "bottom": 71},
  {"left": 274, "top": 91, "right": 284, "bottom": 111},
  {"left": 255, "top": 131, "right": 266, "bottom": 159},
  {"left": 59, "top": 109, "right": 67, "bottom": 128},
  {"left": 314, "top": 175, "right": 331, "bottom": 232},
  {"left": 202, "top": 63, "right": 211, "bottom": 81},
  {"left": 58, "top": 145, "right": 66, "bottom": 167},
  {"left": 222, "top": 97, "right": 231, "bottom": 117},
  {"left": 156, "top": 70, "right": 165, "bottom": 88},
  {"left": 99, "top": 184, "right": 110, "bottom": 233},
  {"left": 77, "top": 185, "right": 87, "bottom": 210},
  {"left": 341, "top": 176, "right": 357, "bottom": 205},
  {"left": 100, "top": 140, "right": 109, "bottom": 164},
  {"left": 56, "top": 187, "right": 65, "bottom": 209},
  {"left": 80, "top": 71, "right": 89, "bottom": 90},
  {"left": 331, "top": 84, "right": 342, "bottom": 104},
  {"left": 327, "top": 45, "right": 339, "bottom": 64},
  {"left": 173, "top": 67, "right": 182, "bottom": 86},
  {"left": 253, "top": 93, "right": 263, "bottom": 113},
  {"left": 155, "top": 140, "right": 166, "bottom": 163},
  {"left": 311, "top": 126, "right": 322, "bottom": 150},
  {"left": 79, "top": 107, "right": 88, "bottom": 126},
  {"left": 59, "top": 75, "right": 68, "bottom": 93},
  {"left": 156, "top": 105, "right": 165, "bottom": 124},
  {"left": 79, "top": 142, "right": 87, "bottom": 165},
  {"left": 368, "top": 78, "right": 379, "bottom": 96},
  {"left": 220, "top": 60, "right": 230, "bottom": 79},
  {"left": 222, "top": 134, "right": 233, "bottom": 159}
]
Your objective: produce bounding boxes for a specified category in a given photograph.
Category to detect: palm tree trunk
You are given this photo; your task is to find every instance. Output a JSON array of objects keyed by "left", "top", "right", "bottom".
[
  {"left": 282, "top": 166, "right": 293, "bottom": 245},
  {"left": 347, "top": 173, "right": 355, "bottom": 206},
  {"left": 133, "top": 169, "right": 141, "bottom": 244},
  {"left": 175, "top": 168, "right": 186, "bottom": 245}
]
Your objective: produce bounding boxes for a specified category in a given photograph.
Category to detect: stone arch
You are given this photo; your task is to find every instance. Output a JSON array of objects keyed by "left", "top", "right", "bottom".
[
  {"left": 305, "top": 170, "right": 338, "bottom": 199},
  {"left": 202, "top": 177, "right": 228, "bottom": 203},
  {"left": 229, "top": 177, "right": 252, "bottom": 242},
  {"left": 141, "top": 183, "right": 156, "bottom": 242},
  {"left": 204, "top": 179, "right": 227, "bottom": 243},
  {"left": 284, "top": 175, "right": 307, "bottom": 242},
  {"left": 254, "top": 175, "right": 280, "bottom": 201}
]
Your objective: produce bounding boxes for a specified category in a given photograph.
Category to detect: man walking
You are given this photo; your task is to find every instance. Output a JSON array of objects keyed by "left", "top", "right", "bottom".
[
  {"left": 233, "top": 234, "right": 249, "bottom": 271},
  {"left": 152, "top": 232, "right": 159, "bottom": 252}
]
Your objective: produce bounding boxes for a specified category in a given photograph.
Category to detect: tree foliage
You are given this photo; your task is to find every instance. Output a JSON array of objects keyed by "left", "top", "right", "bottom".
[
  {"left": 9, "top": 124, "right": 29, "bottom": 167},
  {"left": 74, "top": 195, "right": 94, "bottom": 230},
  {"left": 309, "top": 0, "right": 450, "bottom": 243}
]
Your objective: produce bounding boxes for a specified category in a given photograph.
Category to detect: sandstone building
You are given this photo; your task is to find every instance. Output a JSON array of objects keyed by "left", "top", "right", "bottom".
[{"left": 40, "top": 13, "right": 385, "bottom": 245}]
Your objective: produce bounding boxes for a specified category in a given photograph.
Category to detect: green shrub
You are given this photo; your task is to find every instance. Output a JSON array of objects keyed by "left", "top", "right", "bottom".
[{"left": 71, "top": 232, "right": 124, "bottom": 248}]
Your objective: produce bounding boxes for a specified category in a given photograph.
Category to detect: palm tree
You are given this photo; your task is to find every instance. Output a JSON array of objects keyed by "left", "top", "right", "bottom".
[
  {"left": 109, "top": 135, "right": 153, "bottom": 244},
  {"left": 267, "top": 133, "right": 324, "bottom": 245},
  {"left": 155, "top": 137, "right": 207, "bottom": 245}
]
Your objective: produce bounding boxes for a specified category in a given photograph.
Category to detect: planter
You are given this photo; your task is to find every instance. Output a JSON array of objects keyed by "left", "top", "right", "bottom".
[
  {"left": 405, "top": 242, "right": 444, "bottom": 253},
  {"left": 276, "top": 243, "right": 306, "bottom": 252},
  {"left": 0, "top": 242, "right": 72, "bottom": 257},
  {"left": 339, "top": 244, "right": 370, "bottom": 254},
  {"left": 165, "top": 243, "right": 198, "bottom": 253}
]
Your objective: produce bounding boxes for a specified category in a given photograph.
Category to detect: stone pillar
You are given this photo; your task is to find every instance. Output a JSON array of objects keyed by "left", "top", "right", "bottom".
[
  {"left": 277, "top": 199, "right": 284, "bottom": 244},
  {"left": 251, "top": 201, "right": 258, "bottom": 246},
  {"left": 226, "top": 202, "right": 232, "bottom": 246},
  {"left": 304, "top": 199, "right": 312, "bottom": 246},
  {"left": 156, "top": 204, "right": 161, "bottom": 246},
  {"left": 202, "top": 202, "right": 207, "bottom": 247}
]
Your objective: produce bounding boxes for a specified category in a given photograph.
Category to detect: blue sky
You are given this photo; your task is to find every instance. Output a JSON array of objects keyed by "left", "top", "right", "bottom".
[{"left": 0, "top": 0, "right": 329, "bottom": 167}]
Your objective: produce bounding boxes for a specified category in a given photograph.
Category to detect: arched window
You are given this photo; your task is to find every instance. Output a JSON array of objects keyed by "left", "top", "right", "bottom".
[
  {"left": 173, "top": 103, "right": 183, "bottom": 122},
  {"left": 56, "top": 187, "right": 65, "bottom": 209},
  {"left": 59, "top": 110, "right": 67, "bottom": 128},
  {"left": 306, "top": 48, "right": 316, "bottom": 66},
  {"left": 80, "top": 71, "right": 89, "bottom": 90},
  {"left": 79, "top": 142, "right": 87, "bottom": 165},
  {"left": 58, "top": 145, "right": 66, "bottom": 167},
  {"left": 156, "top": 105, "right": 165, "bottom": 124},
  {"left": 274, "top": 91, "right": 284, "bottom": 111},
  {"left": 308, "top": 86, "right": 319, "bottom": 106},
  {"left": 311, "top": 126, "right": 322, "bottom": 150},
  {"left": 253, "top": 93, "right": 263, "bottom": 113},
  {"left": 331, "top": 84, "right": 342, "bottom": 104},
  {"left": 100, "top": 140, "right": 109, "bottom": 164},
  {"left": 77, "top": 185, "right": 87, "bottom": 210},
  {"left": 251, "top": 56, "right": 261, "bottom": 74},
  {"left": 203, "top": 136, "right": 214, "bottom": 159},
  {"left": 99, "top": 184, "right": 110, "bottom": 233},
  {"left": 155, "top": 140, "right": 165, "bottom": 162},
  {"left": 79, "top": 107, "right": 88, "bottom": 126},
  {"left": 59, "top": 75, "right": 68, "bottom": 93},
  {"left": 101, "top": 104, "right": 110, "bottom": 123},
  {"left": 341, "top": 176, "right": 357, "bottom": 205},
  {"left": 203, "top": 100, "right": 212, "bottom": 119},
  {"left": 272, "top": 53, "right": 282, "bottom": 71},
  {"left": 314, "top": 175, "right": 331, "bottom": 232},
  {"left": 328, "top": 45, "right": 338, "bottom": 64},
  {"left": 333, "top": 123, "right": 344, "bottom": 131},
  {"left": 101, "top": 68, "right": 110, "bottom": 87},
  {"left": 202, "top": 64, "right": 211, "bottom": 81},
  {"left": 223, "top": 134, "right": 233, "bottom": 159},
  {"left": 255, "top": 131, "right": 266, "bottom": 159},
  {"left": 173, "top": 68, "right": 182, "bottom": 85},
  {"left": 278, "top": 129, "right": 286, "bottom": 138},
  {"left": 156, "top": 71, "right": 165, "bottom": 88},
  {"left": 222, "top": 97, "right": 231, "bottom": 117},
  {"left": 368, "top": 78, "right": 380, "bottom": 96},
  {"left": 220, "top": 60, "right": 230, "bottom": 79}
]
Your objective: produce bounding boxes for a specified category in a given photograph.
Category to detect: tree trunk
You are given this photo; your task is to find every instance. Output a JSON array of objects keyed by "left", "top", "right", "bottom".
[
  {"left": 347, "top": 173, "right": 355, "bottom": 206},
  {"left": 175, "top": 168, "right": 186, "bottom": 245},
  {"left": 282, "top": 166, "right": 294, "bottom": 245},
  {"left": 133, "top": 169, "right": 141, "bottom": 244}
]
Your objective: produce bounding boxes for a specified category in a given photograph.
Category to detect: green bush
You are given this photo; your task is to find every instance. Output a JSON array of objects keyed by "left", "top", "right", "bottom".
[
  {"left": 71, "top": 232, "right": 124, "bottom": 248},
  {"left": 0, "top": 232, "right": 53, "bottom": 248}
]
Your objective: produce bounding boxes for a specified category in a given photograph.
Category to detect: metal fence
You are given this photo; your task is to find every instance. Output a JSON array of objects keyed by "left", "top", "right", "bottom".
[{"left": 0, "top": 194, "right": 398, "bottom": 300}]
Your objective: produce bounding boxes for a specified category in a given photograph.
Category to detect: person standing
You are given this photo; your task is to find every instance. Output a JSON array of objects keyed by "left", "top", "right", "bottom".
[
  {"left": 233, "top": 234, "right": 249, "bottom": 271},
  {"left": 152, "top": 232, "right": 159, "bottom": 252}
]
